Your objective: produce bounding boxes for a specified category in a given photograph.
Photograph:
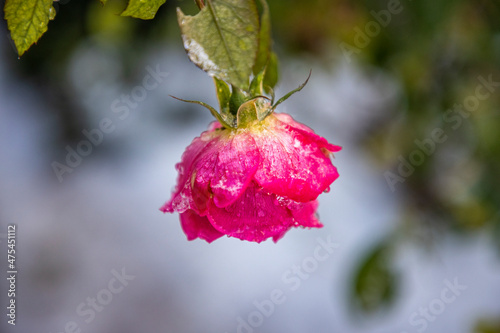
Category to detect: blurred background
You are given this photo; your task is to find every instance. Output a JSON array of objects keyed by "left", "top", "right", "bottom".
[{"left": 1, "top": 0, "right": 500, "bottom": 332}]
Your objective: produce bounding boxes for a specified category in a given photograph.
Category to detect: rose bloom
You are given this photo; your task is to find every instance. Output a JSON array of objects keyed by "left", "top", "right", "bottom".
[{"left": 161, "top": 111, "right": 341, "bottom": 243}]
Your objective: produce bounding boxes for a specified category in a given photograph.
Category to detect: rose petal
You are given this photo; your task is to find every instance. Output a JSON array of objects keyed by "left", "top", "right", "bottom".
[
  {"left": 252, "top": 117, "right": 340, "bottom": 202},
  {"left": 163, "top": 123, "right": 259, "bottom": 215},
  {"left": 208, "top": 121, "right": 223, "bottom": 132},
  {"left": 268, "top": 198, "right": 322, "bottom": 242},
  {"left": 189, "top": 136, "right": 222, "bottom": 214},
  {"left": 188, "top": 131, "right": 259, "bottom": 211},
  {"left": 211, "top": 131, "right": 260, "bottom": 208},
  {"left": 274, "top": 113, "right": 342, "bottom": 153},
  {"left": 180, "top": 210, "right": 224, "bottom": 243},
  {"left": 287, "top": 199, "right": 323, "bottom": 228},
  {"left": 161, "top": 129, "right": 220, "bottom": 214},
  {"left": 273, "top": 112, "right": 314, "bottom": 133},
  {"left": 206, "top": 183, "right": 295, "bottom": 243}
]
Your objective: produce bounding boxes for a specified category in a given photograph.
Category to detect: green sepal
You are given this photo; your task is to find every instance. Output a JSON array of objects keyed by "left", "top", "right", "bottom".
[
  {"left": 214, "top": 77, "right": 238, "bottom": 127},
  {"left": 272, "top": 70, "right": 311, "bottom": 110},
  {"left": 249, "top": 67, "right": 266, "bottom": 96},
  {"left": 250, "top": 52, "right": 279, "bottom": 98},
  {"left": 253, "top": 0, "right": 271, "bottom": 76},
  {"left": 214, "top": 77, "right": 231, "bottom": 113},
  {"left": 220, "top": 111, "right": 237, "bottom": 128},
  {"left": 229, "top": 85, "right": 249, "bottom": 116},
  {"left": 237, "top": 97, "right": 272, "bottom": 127},
  {"left": 265, "top": 85, "right": 275, "bottom": 104},
  {"left": 255, "top": 97, "right": 272, "bottom": 121},
  {"left": 236, "top": 99, "right": 259, "bottom": 127},
  {"left": 170, "top": 95, "right": 233, "bottom": 128},
  {"left": 263, "top": 51, "right": 279, "bottom": 93}
]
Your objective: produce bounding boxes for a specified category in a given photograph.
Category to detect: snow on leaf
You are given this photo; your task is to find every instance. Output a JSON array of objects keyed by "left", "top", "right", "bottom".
[{"left": 177, "top": 0, "right": 259, "bottom": 90}]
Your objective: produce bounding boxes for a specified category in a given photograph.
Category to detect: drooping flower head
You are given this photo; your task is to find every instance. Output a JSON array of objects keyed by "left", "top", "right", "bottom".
[
  {"left": 161, "top": 94, "right": 341, "bottom": 243},
  {"left": 163, "top": 0, "right": 342, "bottom": 243}
]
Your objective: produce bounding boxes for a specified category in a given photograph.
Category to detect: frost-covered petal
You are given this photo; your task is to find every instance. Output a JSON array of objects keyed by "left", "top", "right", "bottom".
[
  {"left": 252, "top": 116, "right": 340, "bottom": 202},
  {"left": 180, "top": 210, "right": 224, "bottom": 243},
  {"left": 287, "top": 199, "right": 323, "bottom": 228},
  {"left": 206, "top": 183, "right": 295, "bottom": 243},
  {"left": 163, "top": 123, "right": 259, "bottom": 215},
  {"left": 190, "top": 131, "right": 259, "bottom": 211},
  {"left": 269, "top": 197, "right": 322, "bottom": 242},
  {"left": 208, "top": 121, "right": 223, "bottom": 132},
  {"left": 273, "top": 112, "right": 314, "bottom": 133},
  {"left": 274, "top": 112, "right": 342, "bottom": 153},
  {"left": 211, "top": 131, "right": 260, "bottom": 208},
  {"left": 161, "top": 129, "right": 220, "bottom": 214},
  {"left": 189, "top": 136, "right": 223, "bottom": 214}
]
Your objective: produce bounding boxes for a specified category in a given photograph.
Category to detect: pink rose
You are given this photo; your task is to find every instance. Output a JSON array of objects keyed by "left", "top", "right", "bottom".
[{"left": 161, "top": 111, "right": 341, "bottom": 243}]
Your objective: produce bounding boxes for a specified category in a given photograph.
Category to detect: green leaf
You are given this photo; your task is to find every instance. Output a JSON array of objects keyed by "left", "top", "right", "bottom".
[
  {"left": 252, "top": 0, "right": 271, "bottom": 75},
  {"left": 272, "top": 70, "right": 311, "bottom": 110},
  {"left": 177, "top": 0, "right": 260, "bottom": 90},
  {"left": 99, "top": 0, "right": 108, "bottom": 5},
  {"left": 121, "top": 0, "right": 166, "bottom": 20},
  {"left": 4, "top": 0, "right": 54, "bottom": 56}
]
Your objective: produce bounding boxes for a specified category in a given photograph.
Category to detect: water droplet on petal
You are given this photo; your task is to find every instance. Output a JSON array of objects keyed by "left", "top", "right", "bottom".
[
  {"left": 324, "top": 186, "right": 331, "bottom": 193},
  {"left": 258, "top": 210, "right": 265, "bottom": 218}
]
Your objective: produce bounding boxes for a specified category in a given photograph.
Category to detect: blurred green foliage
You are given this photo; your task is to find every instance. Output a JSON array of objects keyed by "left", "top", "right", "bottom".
[
  {"left": 475, "top": 319, "right": 500, "bottom": 333},
  {"left": 269, "top": 0, "right": 500, "bottom": 322},
  {"left": 350, "top": 240, "right": 398, "bottom": 314}
]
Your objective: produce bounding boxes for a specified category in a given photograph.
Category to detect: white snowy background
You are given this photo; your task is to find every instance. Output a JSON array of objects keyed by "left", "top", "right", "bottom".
[{"left": 0, "top": 37, "right": 499, "bottom": 333}]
